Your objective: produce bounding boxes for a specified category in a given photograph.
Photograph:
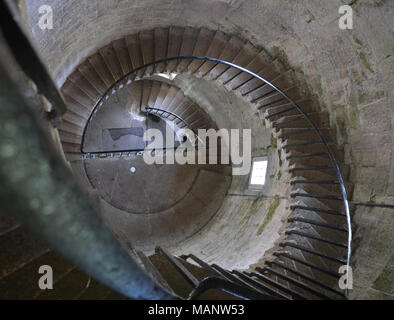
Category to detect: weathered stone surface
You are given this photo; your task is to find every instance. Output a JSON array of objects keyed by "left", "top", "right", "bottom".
[{"left": 23, "top": 0, "right": 394, "bottom": 299}]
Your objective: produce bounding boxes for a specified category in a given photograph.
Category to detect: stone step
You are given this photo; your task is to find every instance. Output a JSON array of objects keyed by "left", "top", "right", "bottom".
[
  {"left": 62, "top": 93, "right": 91, "bottom": 119},
  {"left": 99, "top": 43, "right": 124, "bottom": 82},
  {"left": 265, "top": 260, "right": 342, "bottom": 299},
  {"left": 176, "top": 27, "right": 200, "bottom": 73},
  {"left": 290, "top": 176, "right": 351, "bottom": 195},
  {"left": 289, "top": 195, "right": 348, "bottom": 230},
  {"left": 279, "top": 240, "right": 345, "bottom": 279},
  {"left": 67, "top": 69, "right": 102, "bottom": 102},
  {"left": 224, "top": 51, "right": 272, "bottom": 90},
  {"left": 149, "top": 252, "right": 236, "bottom": 299},
  {"left": 0, "top": 250, "right": 74, "bottom": 299},
  {"left": 271, "top": 112, "right": 330, "bottom": 130},
  {"left": 216, "top": 42, "right": 259, "bottom": 84},
  {"left": 235, "top": 60, "right": 282, "bottom": 96},
  {"left": 65, "top": 152, "right": 83, "bottom": 162},
  {"left": 87, "top": 53, "right": 115, "bottom": 88},
  {"left": 287, "top": 210, "right": 348, "bottom": 247},
  {"left": 35, "top": 268, "right": 88, "bottom": 300},
  {"left": 276, "top": 243, "right": 335, "bottom": 284},
  {"left": 287, "top": 154, "right": 332, "bottom": 167},
  {"left": 61, "top": 141, "right": 81, "bottom": 154},
  {"left": 58, "top": 130, "right": 82, "bottom": 145},
  {"left": 153, "top": 82, "right": 171, "bottom": 109},
  {"left": 0, "top": 211, "right": 19, "bottom": 237},
  {"left": 258, "top": 86, "right": 302, "bottom": 110},
  {"left": 279, "top": 128, "right": 335, "bottom": 143},
  {"left": 58, "top": 120, "right": 84, "bottom": 136},
  {"left": 137, "top": 251, "right": 174, "bottom": 295},
  {"left": 166, "top": 89, "right": 187, "bottom": 113},
  {"left": 0, "top": 227, "right": 49, "bottom": 281},
  {"left": 126, "top": 33, "right": 144, "bottom": 77},
  {"left": 78, "top": 60, "right": 108, "bottom": 94},
  {"left": 140, "top": 80, "right": 152, "bottom": 108},
  {"left": 245, "top": 70, "right": 295, "bottom": 104},
  {"left": 112, "top": 38, "right": 134, "bottom": 75},
  {"left": 290, "top": 189, "right": 345, "bottom": 212},
  {"left": 62, "top": 80, "right": 95, "bottom": 110},
  {"left": 188, "top": 28, "right": 217, "bottom": 73},
  {"left": 154, "top": 28, "right": 169, "bottom": 73},
  {"left": 195, "top": 30, "right": 231, "bottom": 77},
  {"left": 281, "top": 140, "right": 341, "bottom": 157},
  {"left": 147, "top": 81, "right": 162, "bottom": 107},
  {"left": 161, "top": 85, "right": 179, "bottom": 110},
  {"left": 205, "top": 36, "right": 243, "bottom": 80},
  {"left": 265, "top": 99, "right": 316, "bottom": 119},
  {"left": 139, "top": 30, "right": 155, "bottom": 75},
  {"left": 165, "top": 26, "right": 184, "bottom": 71}
]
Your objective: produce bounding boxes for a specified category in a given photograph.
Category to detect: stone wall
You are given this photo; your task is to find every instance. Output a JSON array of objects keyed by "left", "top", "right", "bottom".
[{"left": 25, "top": 0, "right": 394, "bottom": 299}]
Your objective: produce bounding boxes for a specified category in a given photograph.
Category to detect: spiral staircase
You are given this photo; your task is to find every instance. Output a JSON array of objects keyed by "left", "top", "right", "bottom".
[{"left": 0, "top": 11, "right": 353, "bottom": 301}]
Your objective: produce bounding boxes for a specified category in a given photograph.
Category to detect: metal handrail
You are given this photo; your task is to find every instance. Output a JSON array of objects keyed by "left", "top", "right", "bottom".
[
  {"left": 80, "top": 56, "right": 352, "bottom": 281},
  {"left": 144, "top": 106, "right": 198, "bottom": 134}
]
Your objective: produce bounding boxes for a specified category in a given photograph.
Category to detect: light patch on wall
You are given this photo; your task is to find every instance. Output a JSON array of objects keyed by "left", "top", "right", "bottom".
[
  {"left": 250, "top": 158, "right": 268, "bottom": 186},
  {"left": 156, "top": 73, "right": 177, "bottom": 80}
]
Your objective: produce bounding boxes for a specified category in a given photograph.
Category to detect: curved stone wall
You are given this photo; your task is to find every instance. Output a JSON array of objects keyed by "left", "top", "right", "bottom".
[{"left": 25, "top": 0, "right": 394, "bottom": 299}]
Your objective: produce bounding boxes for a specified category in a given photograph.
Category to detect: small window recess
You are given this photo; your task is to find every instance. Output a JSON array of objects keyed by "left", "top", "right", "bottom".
[
  {"left": 156, "top": 72, "right": 177, "bottom": 80},
  {"left": 249, "top": 156, "right": 268, "bottom": 189}
]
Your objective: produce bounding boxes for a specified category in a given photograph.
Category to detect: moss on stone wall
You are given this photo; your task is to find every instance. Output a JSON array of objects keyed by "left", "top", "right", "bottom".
[
  {"left": 256, "top": 198, "right": 280, "bottom": 235},
  {"left": 271, "top": 46, "right": 292, "bottom": 71},
  {"left": 270, "top": 134, "right": 277, "bottom": 149},
  {"left": 352, "top": 35, "right": 364, "bottom": 48},
  {"left": 372, "top": 264, "right": 394, "bottom": 294},
  {"left": 359, "top": 52, "right": 374, "bottom": 73},
  {"left": 278, "top": 149, "right": 282, "bottom": 167}
]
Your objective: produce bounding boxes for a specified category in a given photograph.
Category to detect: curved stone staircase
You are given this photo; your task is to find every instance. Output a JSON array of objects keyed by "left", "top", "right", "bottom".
[
  {"left": 0, "top": 26, "right": 352, "bottom": 299},
  {"left": 138, "top": 79, "right": 215, "bottom": 131}
]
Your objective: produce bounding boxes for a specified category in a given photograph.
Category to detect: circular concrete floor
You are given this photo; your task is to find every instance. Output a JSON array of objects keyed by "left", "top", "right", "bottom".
[{"left": 85, "top": 155, "right": 202, "bottom": 214}]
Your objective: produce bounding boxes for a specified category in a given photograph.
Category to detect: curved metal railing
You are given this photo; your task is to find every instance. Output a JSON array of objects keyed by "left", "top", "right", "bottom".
[{"left": 80, "top": 56, "right": 352, "bottom": 298}]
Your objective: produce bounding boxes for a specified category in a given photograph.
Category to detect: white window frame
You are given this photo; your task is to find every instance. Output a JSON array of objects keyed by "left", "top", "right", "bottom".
[{"left": 248, "top": 156, "right": 268, "bottom": 189}]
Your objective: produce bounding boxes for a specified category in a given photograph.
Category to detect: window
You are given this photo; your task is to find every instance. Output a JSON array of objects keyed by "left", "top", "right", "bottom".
[
  {"left": 156, "top": 72, "right": 177, "bottom": 80},
  {"left": 249, "top": 157, "right": 268, "bottom": 187}
]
